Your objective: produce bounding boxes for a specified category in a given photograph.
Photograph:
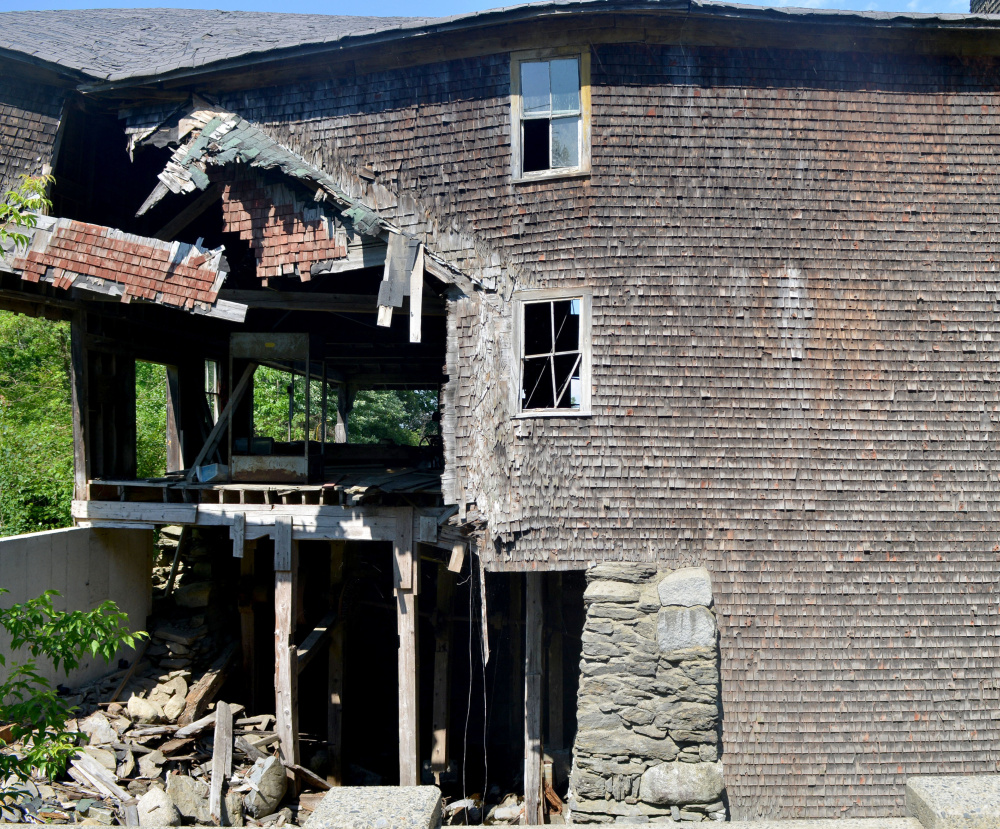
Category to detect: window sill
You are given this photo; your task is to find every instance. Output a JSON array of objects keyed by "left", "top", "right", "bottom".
[
  {"left": 514, "top": 409, "right": 592, "bottom": 419},
  {"left": 512, "top": 168, "right": 591, "bottom": 185}
]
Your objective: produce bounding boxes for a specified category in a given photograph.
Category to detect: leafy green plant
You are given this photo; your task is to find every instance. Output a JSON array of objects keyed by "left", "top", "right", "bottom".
[
  {"left": 0, "top": 590, "right": 147, "bottom": 787},
  {"left": 135, "top": 361, "right": 167, "bottom": 479},
  {"left": 0, "top": 175, "right": 53, "bottom": 251}
]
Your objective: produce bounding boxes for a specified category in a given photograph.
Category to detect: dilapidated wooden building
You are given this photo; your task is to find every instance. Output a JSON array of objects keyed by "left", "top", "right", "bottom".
[{"left": 4, "top": 0, "right": 1000, "bottom": 820}]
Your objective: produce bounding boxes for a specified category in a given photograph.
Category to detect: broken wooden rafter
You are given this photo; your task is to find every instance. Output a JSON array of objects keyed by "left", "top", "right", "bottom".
[
  {"left": 295, "top": 610, "right": 339, "bottom": 674},
  {"left": 177, "top": 641, "right": 240, "bottom": 726},
  {"left": 185, "top": 362, "right": 257, "bottom": 482}
]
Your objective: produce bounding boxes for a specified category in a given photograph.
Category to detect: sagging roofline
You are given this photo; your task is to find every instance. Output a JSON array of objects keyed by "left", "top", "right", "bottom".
[{"left": 7, "top": 0, "right": 1000, "bottom": 95}]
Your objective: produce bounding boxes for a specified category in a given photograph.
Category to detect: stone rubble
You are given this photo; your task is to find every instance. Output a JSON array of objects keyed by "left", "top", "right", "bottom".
[{"left": 570, "top": 563, "right": 727, "bottom": 824}]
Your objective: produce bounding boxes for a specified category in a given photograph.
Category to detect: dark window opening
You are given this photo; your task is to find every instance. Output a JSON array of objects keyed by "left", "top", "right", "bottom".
[
  {"left": 521, "top": 299, "right": 584, "bottom": 411},
  {"left": 522, "top": 120, "right": 551, "bottom": 174}
]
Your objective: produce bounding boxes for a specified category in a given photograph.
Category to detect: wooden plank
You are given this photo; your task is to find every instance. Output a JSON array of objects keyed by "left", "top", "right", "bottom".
[
  {"left": 70, "top": 312, "right": 89, "bottom": 502},
  {"left": 209, "top": 700, "right": 233, "bottom": 824},
  {"left": 165, "top": 365, "right": 183, "bottom": 473},
  {"left": 524, "top": 574, "right": 543, "bottom": 826},
  {"left": 409, "top": 244, "right": 424, "bottom": 344},
  {"left": 230, "top": 512, "right": 246, "bottom": 559},
  {"left": 154, "top": 184, "right": 223, "bottom": 241},
  {"left": 186, "top": 361, "right": 256, "bottom": 482},
  {"left": 72, "top": 500, "right": 198, "bottom": 524},
  {"left": 178, "top": 641, "right": 239, "bottom": 726},
  {"left": 448, "top": 542, "right": 465, "bottom": 574},
  {"left": 430, "top": 565, "right": 454, "bottom": 778},
  {"left": 275, "top": 538, "right": 299, "bottom": 768},
  {"left": 71, "top": 753, "right": 130, "bottom": 801},
  {"left": 395, "top": 508, "right": 418, "bottom": 787},
  {"left": 328, "top": 541, "right": 344, "bottom": 787},
  {"left": 392, "top": 508, "right": 414, "bottom": 591},
  {"left": 295, "top": 610, "right": 338, "bottom": 674},
  {"left": 273, "top": 515, "right": 293, "bottom": 572}
]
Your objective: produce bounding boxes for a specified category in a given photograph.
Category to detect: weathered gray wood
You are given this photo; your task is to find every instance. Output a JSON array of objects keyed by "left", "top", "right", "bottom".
[
  {"left": 275, "top": 538, "right": 299, "bottom": 768},
  {"left": 395, "top": 509, "right": 418, "bottom": 787},
  {"left": 165, "top": 365, "right": 183, "bottom": 473},
  {"left": 524, "top": 574, "right": 543, "bottom": 826},
  {"left": 430, "top": 564, "right": 454, "bottom": 779},
  {"left": 178, "top": 641, "right": 239, "bottom": 726},
  {"left": 70, "top": 312, "right": 89, "bottom": 502},
  {"left": 209, "top": 700, "right": 233, "bottom": 824},
  {"left": 274, "top": 514, "right": 293, "bottom": 571},
  {"left": 448, "top": 542, "right": 465, "bottom": 574},
  {"left": 410, "top": 244, "right": 424, "bottom": 343},
  {"left": 328, "top": 541, "right": 344, "bottom": 786},
  {"left": 230, "top": 512, "right": 246, "bottom": 559},
  {"left": 71, "top": 752, "right": 130, "bottom": 801},
  {"left": 295, "top": 610, "right": 338, "bottom": 674}
]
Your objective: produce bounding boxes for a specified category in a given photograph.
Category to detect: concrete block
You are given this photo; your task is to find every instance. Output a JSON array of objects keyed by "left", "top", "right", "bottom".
[
  {"left": 302, "top": 785, "right": 443, "bottom": 829},
  {"left": 906, "top": 775, "right": 1000, "bottom": 829}
]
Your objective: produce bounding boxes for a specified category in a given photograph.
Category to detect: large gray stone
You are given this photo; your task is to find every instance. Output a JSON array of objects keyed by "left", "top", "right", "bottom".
[
  {"left": 137, "top": 787, "right": 181, "bottom": 826},
  {"left": 906, "top": 775, "right": 1000, "bottom": 829},
  {"left": 166, "top": 773, "right": 211, "bottom": 823},
  {"left": 639, "top": 761, "right": 724, "bottom": 805},
  {"left": 575, "top": 729, "right": 680, "bottom": 763},
  {"left": 657, "top": 606, "right": 717, "bottom": 654},
  {"left": 585, "top": 580, "right": 641, "bottom": 605},
  {"left": 78, "top": 712, "right": 117, "bottom": 747},
  {"left": 667, "top": 702, "right": 718, "bottom": 733},
  {"left": 658, "top": 568, "right": 713, "bottom": 608},
  {"left": 588, "top": 563, "right": 658, "bottom": 584},
  {"left": 302, "top": 785, "right": 442, "bottom": 829},
  {"left": 243, "top": 755, "right": 288, "bottom": 819}
]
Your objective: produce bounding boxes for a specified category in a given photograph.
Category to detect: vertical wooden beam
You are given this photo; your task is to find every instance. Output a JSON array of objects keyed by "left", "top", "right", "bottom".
[
  {"left": 394, "top": 508, "right": 419, "bottom": 786},
  {"left": 274, "top": 517, "right": 299, "bottom": 770},
  {"left": 328, "top": 540, "right": 345, "bottom": 786},
  {"left": 430, "top": 564, "right": 454, "bottom": 782},
  {"left": 524, "top": 573, "right": 543, "bottom": 826},
  {"left": 70, "top": 312, "right": 89, "bottom": 502},
  {"left": 409, "top": 244, "right": 424, "bottom": 344},
  {"left": 334, "top": 386, "right": 351, "bottom": 444},
  {"left": 547, "top": 573, "right": 564, "bottom": 750},
  {"left": 165, "top": 365, "right": 182, "bottom": 473},
  {"left": 239, "top": 538, "right": 256, "bottom": 714}
]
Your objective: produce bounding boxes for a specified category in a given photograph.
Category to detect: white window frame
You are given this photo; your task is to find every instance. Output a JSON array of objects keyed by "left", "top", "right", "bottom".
[
  {"left": 510, "top": 47, "right": 592, "bottom": 183},
  {"left": 512, "top": 288, "right": 592, "bottom": 418}
]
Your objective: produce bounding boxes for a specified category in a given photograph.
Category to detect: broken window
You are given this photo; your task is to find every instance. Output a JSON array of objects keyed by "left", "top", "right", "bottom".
[
  {"left": 515, "top": 291, "right": 592, "bottom": 415},
  {"left": 511, "top": 50, "right": 590, "bottom": 180}
]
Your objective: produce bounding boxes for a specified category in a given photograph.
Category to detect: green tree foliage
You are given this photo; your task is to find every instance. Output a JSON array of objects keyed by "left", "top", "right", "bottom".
[
  {"left": 0, "top": 174, "right": 52, "bottom": 252},
  {"left": 251, "top": 365, "right": 437, "bottom": 446},
  {"left": 135, "top": 361, "right": 167, "bottom": 478},
  {"left": 0, "top": 314, "right": 73, "bottom": 535},
  {"left": 0, "top": 590, "right": 146, "bottom": 788}
]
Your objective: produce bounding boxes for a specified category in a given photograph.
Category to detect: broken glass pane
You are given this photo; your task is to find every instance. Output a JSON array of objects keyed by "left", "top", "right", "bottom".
[
  {"left": 551, "top": 116, "right": 579, "bottom": 168},
  {"left": 553, "top": 352, "right": 582, "bottom": 409},
  {"left": 550, "top": 59, "right": 580, "bottom": 113},
  {"left": 521, "top": 62, "right": 550, "bottom": 114},
  {"left": 522, "top": 119, "right": 550, "bottom": 174},
  {"left": 523, "top": 356, "right": 555, "bottom": 409}
]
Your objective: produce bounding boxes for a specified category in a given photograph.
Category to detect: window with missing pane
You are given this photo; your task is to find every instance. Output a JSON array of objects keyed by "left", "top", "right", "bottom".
[
  {"left": 511, "top": 50, "right": 590, "bottom": 181},
  {"left": 515, "top": 292, "right": 592, "bottom": 416}
]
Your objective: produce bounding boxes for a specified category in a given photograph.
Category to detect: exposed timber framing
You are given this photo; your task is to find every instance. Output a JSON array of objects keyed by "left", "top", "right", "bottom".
[
  {"left": 394, "top": 507, "right": 419, "bottom": 787},
  {"left": 524, "top": 573, "right": 543, "bottom": 826},
  {"left": 274, "top": 516, "right": 299, "bottom": 770},
  {"left": 70, "top": 311, "right": 89, "bottom": 502}
]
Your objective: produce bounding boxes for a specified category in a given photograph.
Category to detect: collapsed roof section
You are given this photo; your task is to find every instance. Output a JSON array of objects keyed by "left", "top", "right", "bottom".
[
  {"left": 2, "top": 215, "right": 243, "bottom": 321},
  {"left": 130, "top": 98, "right": 479, "bottom": 295}
]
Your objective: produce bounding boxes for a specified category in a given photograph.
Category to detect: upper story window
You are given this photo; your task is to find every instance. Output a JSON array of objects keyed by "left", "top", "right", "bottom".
[
  {"left": 511, "top": 49, "right": 591, "bottom": 182},
  {"left": 514, "top": 289, "right": 592, "bottom": 417}
]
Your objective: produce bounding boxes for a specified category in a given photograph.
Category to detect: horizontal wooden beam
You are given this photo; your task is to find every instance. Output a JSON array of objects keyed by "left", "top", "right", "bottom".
[
  {"left": 72, "top": 500, "right": 403, "bottom": 542},
  {"left": 218, "top": 290, "right": 445, "bottom": 316}
]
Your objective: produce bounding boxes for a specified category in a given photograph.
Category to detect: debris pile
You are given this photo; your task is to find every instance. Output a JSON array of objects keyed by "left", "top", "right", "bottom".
[{"left": 0, "top": 528, "right": 329, "bottom": 826}]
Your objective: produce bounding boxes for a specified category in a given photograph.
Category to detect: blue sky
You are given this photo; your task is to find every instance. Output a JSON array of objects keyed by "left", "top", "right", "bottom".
[{"left": 0, "top": 0, "right": 971, "bottom": 19}]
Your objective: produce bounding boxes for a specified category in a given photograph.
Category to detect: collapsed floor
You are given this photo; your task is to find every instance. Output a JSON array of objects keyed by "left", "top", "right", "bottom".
[{"left": 0, "top": 528, "right": 586, "bottom": 826}]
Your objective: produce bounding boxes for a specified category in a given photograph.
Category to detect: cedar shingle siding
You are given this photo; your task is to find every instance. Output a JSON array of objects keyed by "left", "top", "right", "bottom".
[
  {"left": 0, "top": 74, "right": 64, "bottom": 192},
  {"left": 4, "top": 3, "right": 1000, "bottom": 820}
]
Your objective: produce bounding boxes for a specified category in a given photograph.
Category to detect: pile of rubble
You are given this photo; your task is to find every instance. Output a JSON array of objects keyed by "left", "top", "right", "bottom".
[{"left": 0, "top": 527, "right": 330, "bottom": 826}]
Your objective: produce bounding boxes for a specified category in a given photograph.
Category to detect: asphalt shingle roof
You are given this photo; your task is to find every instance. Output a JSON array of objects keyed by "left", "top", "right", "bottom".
[{"left": 0, "top": 8, "right": 431, "bottom": 82}]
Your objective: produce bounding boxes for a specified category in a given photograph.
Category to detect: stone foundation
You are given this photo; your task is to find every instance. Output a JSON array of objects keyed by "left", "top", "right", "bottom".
[{"left": 569, "top": 563, "right": 726, "bottom": 823}]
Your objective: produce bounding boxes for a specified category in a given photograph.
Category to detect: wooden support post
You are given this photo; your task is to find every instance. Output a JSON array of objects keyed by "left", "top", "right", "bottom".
[
  {"left": 430, "top": 563, "right": 454, "bottom": 782},
  {"left": 395, "top": 508, "right": 419, "bottom": 787},
  {"left": 239, "top": 539, "right": 256, "bottom": 713},
  {"left": 524, "top": 574, "right": 543, "bottom": 826},
  {"left": 328, "top": 541, "right": 345, "bottom": 786},
  {"left": 547, "top": 573, "right": 564, "bottom": 750},
  {"left": 274, "top": 517, "right": 299, "bottom": 772},
  {"left": 165, "top": 365, "right": 182, "bottom": 473},
  {"left": 70, "top": 312, "right": 89, "bottom": 502},
  {"left": 334, "top": 386, "right": 351, "bottom": 444}
]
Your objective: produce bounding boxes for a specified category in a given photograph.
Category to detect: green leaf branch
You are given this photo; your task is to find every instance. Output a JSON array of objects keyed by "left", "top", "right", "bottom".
[{"left": 0, "top": 174, "right": 54, "bottom": 252}]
